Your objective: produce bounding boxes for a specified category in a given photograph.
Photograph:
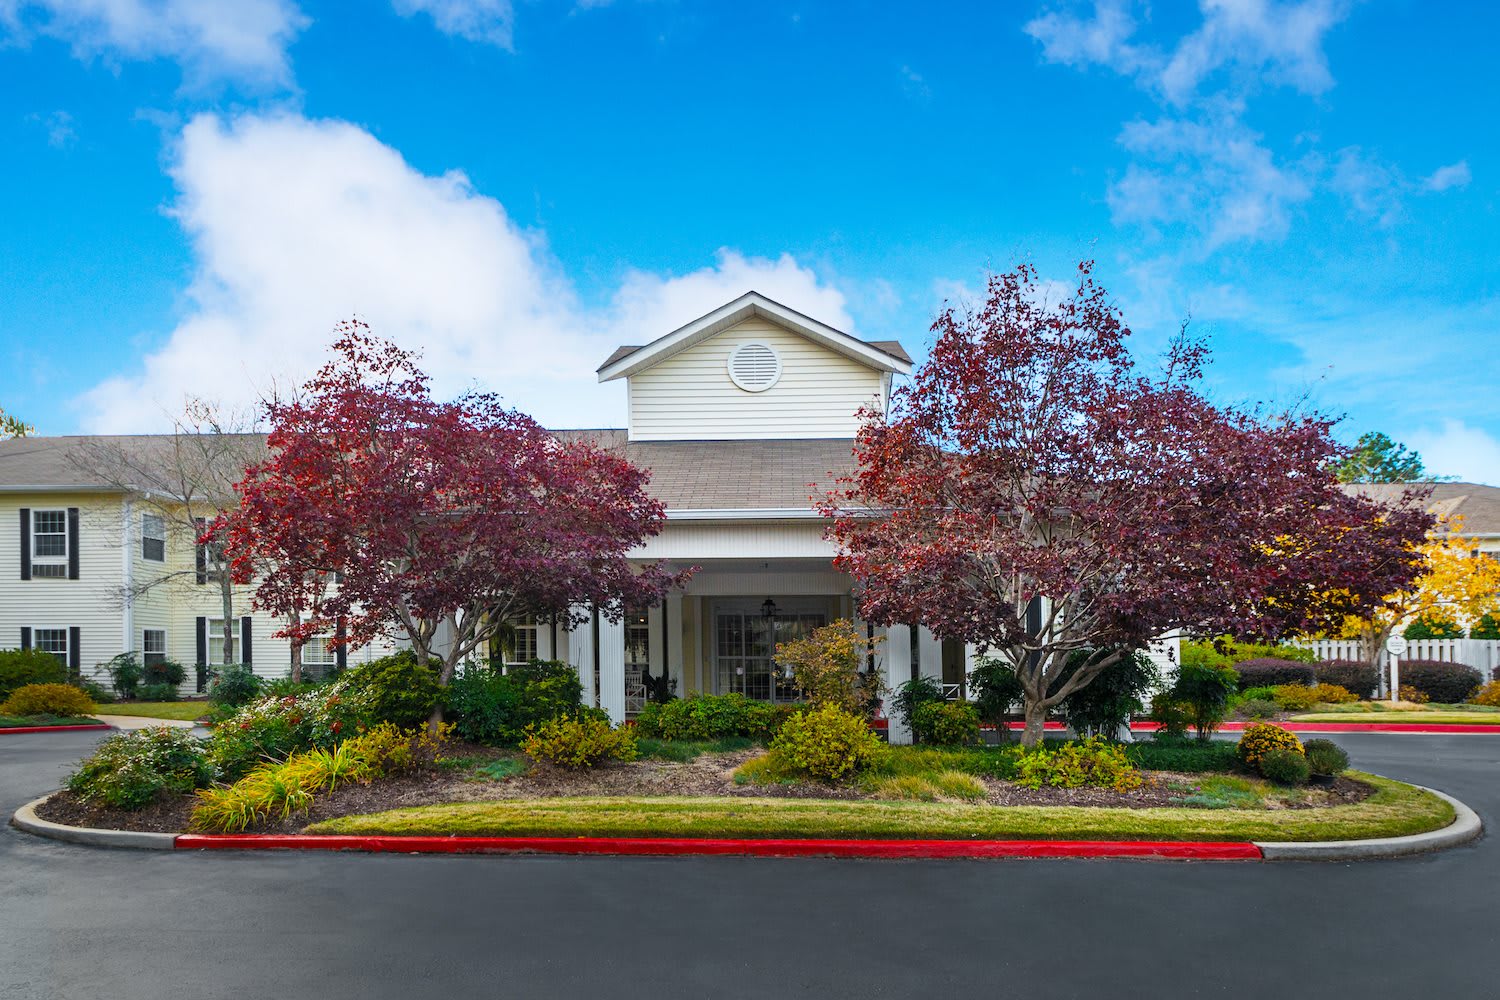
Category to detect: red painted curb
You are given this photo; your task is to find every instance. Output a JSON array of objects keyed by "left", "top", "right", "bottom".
[
  {"left": 980, "top": 720, "right": 1500, "bottom": 735},
  {"left": 173, "top": 833, "right": 1262, "bottom": 861},
  {"left": 0, "top": 724, "right": 112, "bottom": 735}
]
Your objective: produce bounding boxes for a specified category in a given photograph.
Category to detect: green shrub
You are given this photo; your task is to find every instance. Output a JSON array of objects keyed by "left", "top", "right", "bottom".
[
  {"left": 209, "top": 665, "right": 262, "bottom": 709},
  {"left": 1259, "top": 747, "right": 1311, "bottom": 786},
  {"left": 1170, "top": 662, "right": 1239, "bottom": 740},
  {"left": 768, "top": 704, "right": 887, "bottom": 781},
  {"left": 890, "top": 676, "right": 945, "bottom": 735},
  {"left": 342, "top": 651, "right": 444, "bottom": 727},
  {"left": 207, "top": 680, "right": 369, "bottom": 781},
  {"left": 1314, "top": 660, "right": 1379, "bottom": 699},
  {"left": 262, "top": 677, "right": 327, "bottom": 699},
  {"left": 1241, "top": 685, "right": 1279, "bottom": 701},
  {"left": 1124, "top": 737, "right": 1241, "bottom": 773},
  {"left": 445, "top": 660, "right": 582, "bottom": 746},
  {"left": 1181, "top": 639, "right": 1315, "bottom": 671},
  {"left": 969, "top": 658, "right": 1022, "bottom": 727},
  {"left": 522, "top": 715, "right": 638, "bottom": 768},
  {"left": 1303, "top": 738, "right": 1350, "bottom": 777},
  {"left": 1056, "top": 649, "right": 1160, "bottom": 737},
  {"left": 142, "top": 658, "right": 187, "bottom": 687},
  {"left": 1398, "top": 660, "right": 1483, "bottom": 704},
  {"left": 67, "top": 726, "right": 213, "bottom": 810},
  {"left": 1470, "top": 612, "right": 1500, "bottom": 640},
  {"left": 631, "top": 692, "right": 782, "bottom": 741},
  {"left": 1236, "top": 722, "right": 1303, "bottom": 768},
  {"left": 77, "top": 679, "right": 114, "bottom": 704},
  {"left": 1270, "top": 684, "right": 1319, "bottom": 711},
  {"left": 910, "top": 701, "right": 980, "bottom": 746},
  {"left": 0, "top": 647, "right": 68, "bottom": 700},
  {"left": 1235, "top": 698, "right": 1280, "bottom": 720},
  {"left": 100, "top": 652, "right": 143, "bottom": 699},
  {"left": 1148, "top": 695, "right": 1192, "bottom": 738},
  {"left": 0, "top": 682, "right": 95, "bottom": 718},
  {"left": 136, "top": 683, "right": 180, "bottom": 702},
  {"left": 1015, "top": 737, "right": 1143, "bottom": 791},
  {"left": 1404, "top": 614, "right": 1464, "bottom": 640}
]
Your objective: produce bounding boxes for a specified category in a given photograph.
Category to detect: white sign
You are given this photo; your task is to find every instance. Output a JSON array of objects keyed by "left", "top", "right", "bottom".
[{"left": 1385, "top": 635, "right": 1409, "bottom": 656}]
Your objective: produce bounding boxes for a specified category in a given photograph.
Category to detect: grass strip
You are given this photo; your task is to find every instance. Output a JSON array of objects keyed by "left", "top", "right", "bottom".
[
  {"left": 94, "top": 702, "right": 210, "bottom": 722},
  {"left": 1291, "top": 712, "right": 1500, "bottom": 725},
  {"left": 0, "top": 714, "right": 102, "bottom": 728},
  {"left": 306, "top": 772, "right": 1451, "bottom": 843}
]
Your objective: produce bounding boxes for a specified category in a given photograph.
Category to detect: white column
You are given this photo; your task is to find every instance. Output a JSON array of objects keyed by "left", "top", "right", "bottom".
[
  {"left": 884, "top": 624, "right": 913, "bottom": 745},
  {"left": 598, "top": 612, "right": 626, "bottom": 724},
  {"left": 918, "top": 626, "right": 943, "bottom": 684},
  {"left": 665, "top": 595, "right": 684, "bottom": 696},
  {"left": 566, "top": 606, "right": 595, "bottom": 709}
]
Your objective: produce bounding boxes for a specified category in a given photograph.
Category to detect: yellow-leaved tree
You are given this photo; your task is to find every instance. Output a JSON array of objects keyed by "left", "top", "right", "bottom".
[{"left": 1343, "top": 516, "right": 1500, "bottom": 671}]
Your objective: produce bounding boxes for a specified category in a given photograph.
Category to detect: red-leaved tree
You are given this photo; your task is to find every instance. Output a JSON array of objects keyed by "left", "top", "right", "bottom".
[
  {"left": 823, "top": 263, "right": 1432, "bottom": 745},
  {"left": 222, "top": 323, "right": 686, "bottom": 715}
]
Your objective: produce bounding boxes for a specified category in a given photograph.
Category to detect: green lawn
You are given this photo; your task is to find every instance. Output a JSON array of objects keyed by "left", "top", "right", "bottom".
[
  {"left": 95, "top": 701, "right": 211, "bottom": 722},
  {"left": 1292, "top": 711, "right": 1500, "bottom": 725},
  {"left": 0, "top": 714, "right": 103, "bottom": 728},
  {"left": 306, "top": 771, "right": 1452, "bottom": 843}
]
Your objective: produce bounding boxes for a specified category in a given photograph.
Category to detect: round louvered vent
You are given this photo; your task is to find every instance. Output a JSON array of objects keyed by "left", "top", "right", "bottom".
[{"left": 727, "top": 341, "right": 782, "bottom": 392}]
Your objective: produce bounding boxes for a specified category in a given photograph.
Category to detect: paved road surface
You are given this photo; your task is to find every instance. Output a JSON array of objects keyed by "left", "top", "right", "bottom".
[{"left": 2, "top": 730, "right": 1496, "bottom": 999}]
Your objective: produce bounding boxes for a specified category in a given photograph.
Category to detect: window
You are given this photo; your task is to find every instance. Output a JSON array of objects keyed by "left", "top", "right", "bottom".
[
  {"left": 143, "top": 629, "right": 166, "bottom": 667},
  {"left": 142, "top": 514, "right": 165, "bottom": 562},
  {"left": 31, "top": 509, "right": 67, "bottom": 578},
  {"left": 492, "top": 615, "right": 539, "bottom": 666},
  {"left": 207, "top": 619, "right": 240, "bottom": 666},
  {"left": 302, "top": 635, "right": 338, "bottom": 666},
  {"left": 196, "top": 517, "right": 227, "bottom": 583},
  {"left": 34, "top": 628, "right": 68, "bottom": 665}
]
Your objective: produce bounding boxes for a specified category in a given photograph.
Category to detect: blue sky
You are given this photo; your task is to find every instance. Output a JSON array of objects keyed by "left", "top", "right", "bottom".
[{"left": 2, "top": 0, "right": 1497, "bottom": 482}]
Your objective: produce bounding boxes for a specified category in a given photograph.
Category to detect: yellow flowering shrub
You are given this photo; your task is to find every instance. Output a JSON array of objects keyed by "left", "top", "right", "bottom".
[
  {"left": 1236, "top": 723, "right": 1303, "bottom": 768},
  {"left": 1469, "top": 681, "right": 1500, "bottom": 708},
  {"left": 768, "top": 703, "right": 888, "bottom": 781}
]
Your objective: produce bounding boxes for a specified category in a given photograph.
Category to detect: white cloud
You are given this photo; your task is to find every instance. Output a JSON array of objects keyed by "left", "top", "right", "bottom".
[
  {"left": 1159, "top": 0, "right": 1346, "bottom": 104},
  {"left": 1329, "top": 146, "right": 1404, "bottom": 225},
  {"left": 1025, "top": 0, "right": 1157, "bottom": 78},
  {"left": 391, "top": 0, "right": 513, "bottom": 48},
  {"left": 26, "top": 108, "right": 75, "bottom": 147},
  {"left": 1408, "top": 420, "right": 1500, "bottom": 487},
  {"left": 1110, "top": 115, "right": 1312, "bottom": 246},
  {"left": 77, "top": 112, "right": 854, "bottom": 433},
  {"left": 0, "top": 0, "right": 308, "bottom": 87},
  {"left": 1423, "top": 160, "right": 1471, "bottom": 193}
]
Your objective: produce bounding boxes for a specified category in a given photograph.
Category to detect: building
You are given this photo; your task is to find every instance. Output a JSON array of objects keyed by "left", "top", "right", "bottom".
[{"left": 2, "top": 291, "right": 1186, "bottom": 741}]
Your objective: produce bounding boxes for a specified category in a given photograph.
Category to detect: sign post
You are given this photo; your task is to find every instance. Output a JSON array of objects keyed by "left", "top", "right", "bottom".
[{"left": 1385, "top": 634, "right": 1409, "bottom": 703}]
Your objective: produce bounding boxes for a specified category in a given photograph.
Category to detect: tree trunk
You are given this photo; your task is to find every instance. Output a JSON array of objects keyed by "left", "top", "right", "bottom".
[{"left": 1020, "top": 698, "right": 1048, "bottom": 748}]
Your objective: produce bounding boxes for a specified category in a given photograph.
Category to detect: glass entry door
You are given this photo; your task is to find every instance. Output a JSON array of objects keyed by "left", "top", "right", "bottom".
[{"left": 714, "top": 609, "right": 826, "bottom": 703}]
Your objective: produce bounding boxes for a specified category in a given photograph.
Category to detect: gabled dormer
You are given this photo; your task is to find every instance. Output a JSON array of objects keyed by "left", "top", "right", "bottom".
[{"left": 597, "top": 291, "right": 911, "bottom": 442}]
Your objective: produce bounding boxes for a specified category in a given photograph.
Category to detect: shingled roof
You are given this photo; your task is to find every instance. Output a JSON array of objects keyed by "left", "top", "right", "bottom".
[
  {"left": 1342, "top": 482, "right": 1500, "bottom": 537},
  {"left": 0, "top": 432, "right": 854, "bottom": 514}
]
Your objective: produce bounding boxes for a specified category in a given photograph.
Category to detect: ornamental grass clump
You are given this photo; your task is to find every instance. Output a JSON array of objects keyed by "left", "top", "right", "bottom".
[
  {"left": 1236, "top": 723, "right": 1303, "bottom": 770},
  {"left": 1259, "top": 748, "right": 1311, "bottom": 786},
  {"left": 1014, "top": 737, "right": 1143, "bottom": 792},
  {"left": 0, "top": 682, "right": 95, "bottom": 718},
  {"left": 767, "top": 703, "right": 887, "bottom": 782}
]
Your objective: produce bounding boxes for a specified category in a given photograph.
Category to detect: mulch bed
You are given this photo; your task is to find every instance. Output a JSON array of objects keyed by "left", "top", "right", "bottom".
[{"left": 34, "top": 746, "right": 1373, "bottom": 834}]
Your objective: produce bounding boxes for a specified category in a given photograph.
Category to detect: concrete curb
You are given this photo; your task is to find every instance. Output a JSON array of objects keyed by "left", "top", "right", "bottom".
[
  {"left": 1255, "top": 784, "right": 1483, "bottom": 861},
  {"left": 10, "top": 794, "right": 176, "bottom": 851}
]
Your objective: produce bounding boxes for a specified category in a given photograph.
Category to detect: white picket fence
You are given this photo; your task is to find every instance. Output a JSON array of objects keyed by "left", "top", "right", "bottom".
[{"left": 1294, "top": 638, "right": 1500, "bottom": 696}]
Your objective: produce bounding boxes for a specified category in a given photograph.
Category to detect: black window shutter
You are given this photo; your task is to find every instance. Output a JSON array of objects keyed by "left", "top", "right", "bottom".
[
  {"left": 195, "top": 616, "right": 207, "bottom": 666},
  {"left": 66, "top": 508, "right": 80, "bottom": 580},
  {"left": 68, "top": 627, "right": 80, "bottom": 672},
  {"left": 240, "top": 616, "right": 252, "bottom": 666},
  {"left": 20, "top": 627, "right": 31, "bottom": 650},
  {"left": 194, "top": 517, "right": 207, "bottom": 584},
  {"left": 336, "top": 619, "right": 348, "bottom": 670},
  {"left": 19, "top": 508, "right": 30, "bottom": 580}
]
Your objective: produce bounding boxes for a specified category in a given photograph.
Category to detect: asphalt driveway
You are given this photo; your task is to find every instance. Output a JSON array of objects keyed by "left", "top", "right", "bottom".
[{"left": 2, "top": 730, "right": 1496, "bottom": 1000}]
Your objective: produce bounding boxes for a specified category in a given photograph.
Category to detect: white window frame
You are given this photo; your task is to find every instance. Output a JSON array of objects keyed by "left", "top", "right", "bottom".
[
  {"left": 142, "top": 629, "right": 167, "bottom": 666},
  {"left": 141, "top": 514, "right": 166, "bottom": 562},
  {"left": 33, "top": 627, "right": 69, "bottom": 666},
  {"left": 302, "top": 635, "right": 338, "bottom": 667},
  {"left": 31, "top": 508, "right": 68, "bottom": 578},
  {"left": 207, "top": 618, "right": 240, "bottom": 666}
]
